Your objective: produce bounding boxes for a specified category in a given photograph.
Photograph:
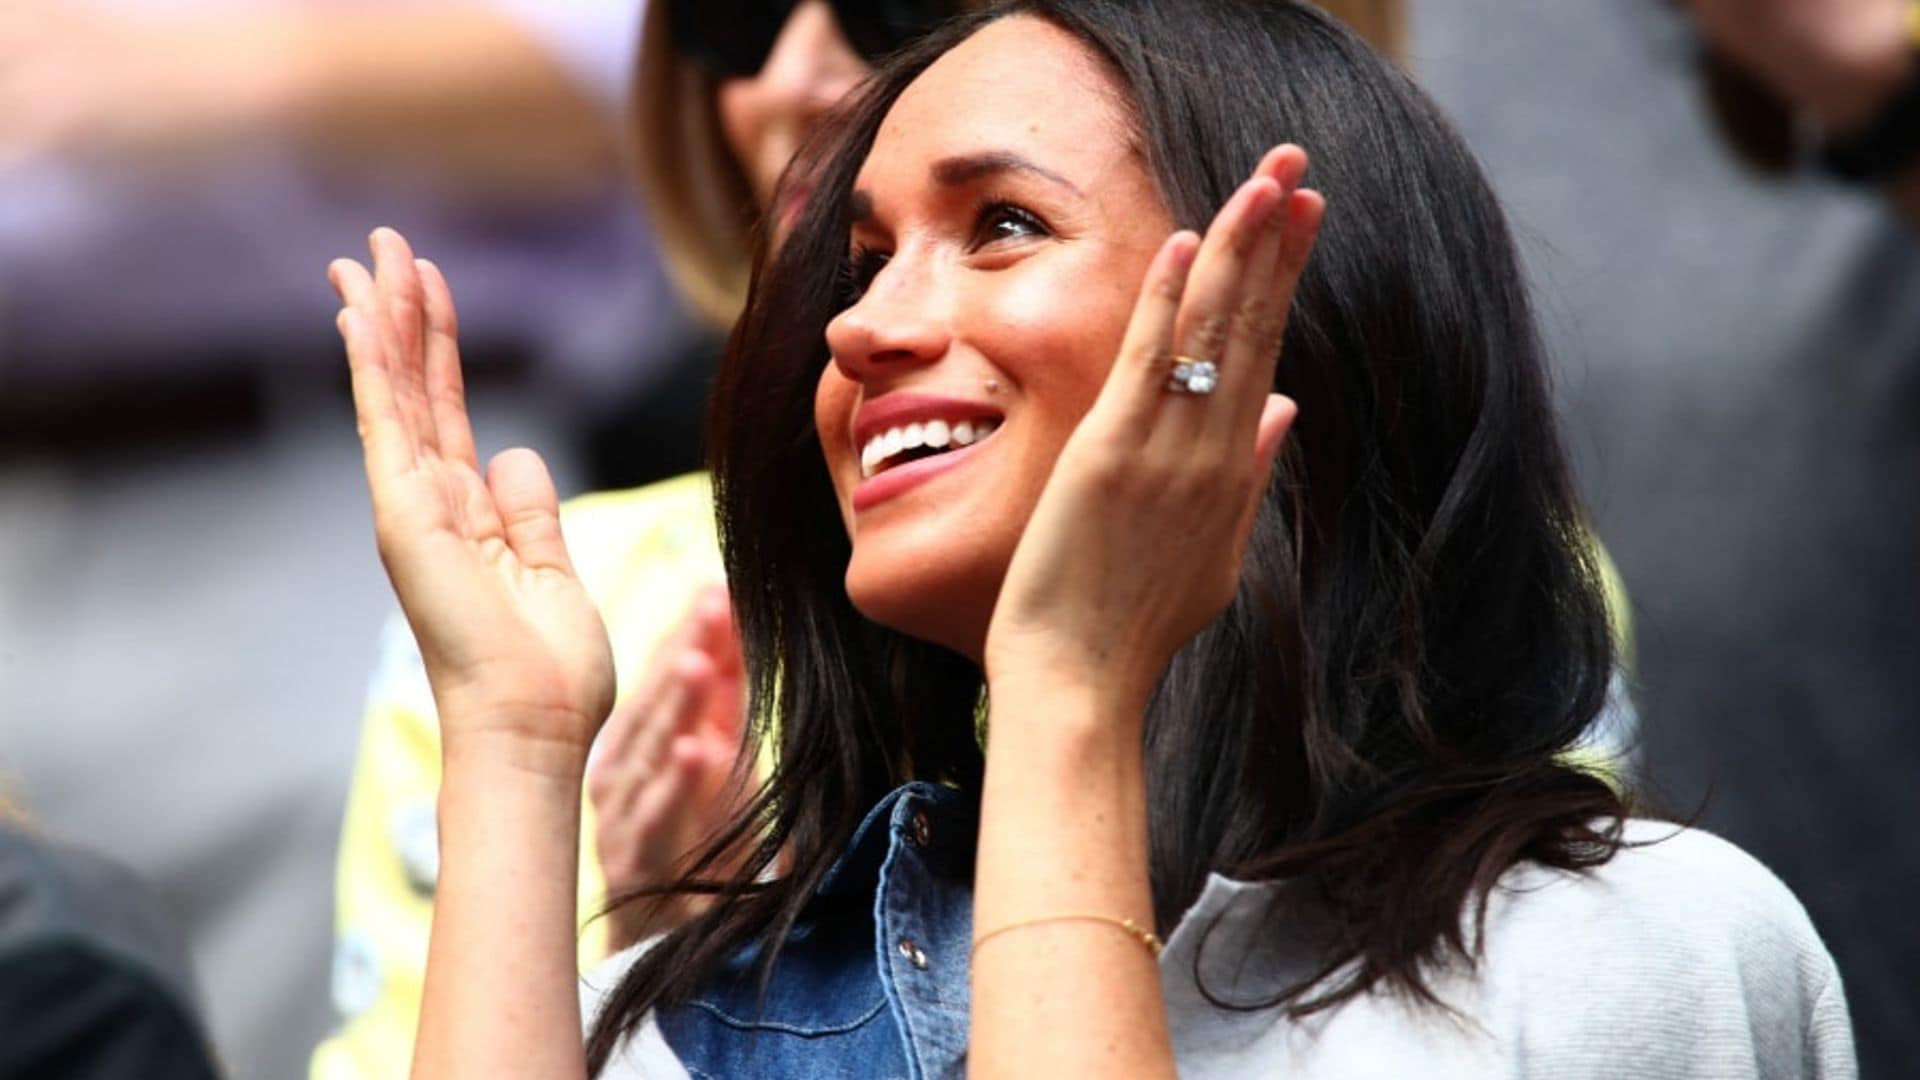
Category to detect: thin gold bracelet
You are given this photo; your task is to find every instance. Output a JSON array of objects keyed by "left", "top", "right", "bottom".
[{"left": 971, "top": 913, "right": 1165, "bottom": 960}]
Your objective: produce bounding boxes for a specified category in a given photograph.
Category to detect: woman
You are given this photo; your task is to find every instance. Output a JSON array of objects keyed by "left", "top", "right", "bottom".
[
  {"left": 331, "top": 2, "right": 1840, "bottom": 1077},
  {"left": 314, "top": 6, "right": 964, "bottom": 1076},
  {"left": 322, "top": 9, "right": 1418, "bottom": 1067}
]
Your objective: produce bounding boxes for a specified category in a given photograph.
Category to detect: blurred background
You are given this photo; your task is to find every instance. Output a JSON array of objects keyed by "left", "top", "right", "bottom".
[{"left": 1, "top": 1, "right": 1915, "bottom": 1078}]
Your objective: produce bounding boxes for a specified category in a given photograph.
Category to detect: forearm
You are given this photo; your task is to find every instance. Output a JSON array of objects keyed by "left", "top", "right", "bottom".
[
  {"left": 112, "top": 9, "right": 616, "bottom": 192},
  {"left": 413, "top": 734, "right": 592, "bottom": 1080},
  {"left": 284, "top": 10, "right": 618, "bottom": 192},
  {"left": 970, "top": 677, "right": 1175, "bottom": 1080}
]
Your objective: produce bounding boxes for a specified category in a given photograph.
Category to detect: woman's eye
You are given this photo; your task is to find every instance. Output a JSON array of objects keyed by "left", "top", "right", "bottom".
[
  {"left": 839, "top": 246, "right": 890, "bottom": 302},
  {"left": 975, "top": 202, "right": 1049, "bottom": 247}
]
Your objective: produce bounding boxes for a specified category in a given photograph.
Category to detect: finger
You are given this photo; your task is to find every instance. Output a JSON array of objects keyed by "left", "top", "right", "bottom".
[
  {"left": 687, "top": 586, "right": 738, "bottom": 671},
  {"left": 1221, "top": 147, "right": 1309, "bottom": 436},
  {"left": 415, "top": 258, "right": 478, "bottom": 471},
  {"left": 484, "top": 448, "right": 576, "bottom": 575},
  {"left": 1222, "top": 189, "right": 1325, "bottom": 450},
  {"left": 1273, "top": 189, "right": 1326, "bottom": 327},
  {"left": 1169, "top": 173, "right": 1284, "bottom": 394},
  {"left": 1090, "top": 229, "right": 1201, "bottom": 428},
  {"left": 634, "top": 650, "right": 713, "bottom": 775},
  {"left": 1245, "top": 394, "right": 1298, "bottom": 526},
  {"left": 630, "top": 741, "right": 701, "bottom": 874},
  {"left": 1231, "top": 393, "right": 1299, "bottom": 592},
  {"left": 369, "top": 228, "right": 439, "bottom": 458},
  {"left": 330, "top": 257, "right": 414, "bottom": 469}
]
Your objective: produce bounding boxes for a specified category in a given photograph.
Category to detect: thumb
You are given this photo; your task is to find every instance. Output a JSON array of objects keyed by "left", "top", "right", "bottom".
[{"left": 486, "top": 448, "right": 576, "bottom": 576}]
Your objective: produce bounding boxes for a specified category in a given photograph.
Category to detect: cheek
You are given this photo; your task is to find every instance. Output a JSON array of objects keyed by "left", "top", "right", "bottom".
[
  {"left": 985, "top": 259, "right": 1140, "bottom": 436},
  {"left": 813, "top": 367, "right": 859, "bottom": 521}
]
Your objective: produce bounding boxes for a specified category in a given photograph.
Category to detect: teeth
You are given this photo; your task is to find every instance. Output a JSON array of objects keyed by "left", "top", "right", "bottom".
[{"left": 859, "top": 417, "right": 998, "bottom": 479}]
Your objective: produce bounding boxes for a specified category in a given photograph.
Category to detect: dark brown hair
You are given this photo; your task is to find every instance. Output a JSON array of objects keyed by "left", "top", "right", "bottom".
[{"left": 588, "top": 0, "right": 1630, "bottom": 1068}]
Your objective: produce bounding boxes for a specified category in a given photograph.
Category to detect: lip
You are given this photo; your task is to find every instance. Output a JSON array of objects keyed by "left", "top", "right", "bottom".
[{"left": 848, "top": 392, "right": 1006, "bottom": 514}]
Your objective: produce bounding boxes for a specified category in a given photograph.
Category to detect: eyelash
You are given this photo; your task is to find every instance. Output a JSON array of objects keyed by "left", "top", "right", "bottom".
[{"left": 838, "top": 200, "right": 1053, "bottom": 303}]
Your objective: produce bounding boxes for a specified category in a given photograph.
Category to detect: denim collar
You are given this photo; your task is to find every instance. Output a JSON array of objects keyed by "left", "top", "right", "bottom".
[{"left": 816, "top": 782, "right": 977, "bottom": 899}]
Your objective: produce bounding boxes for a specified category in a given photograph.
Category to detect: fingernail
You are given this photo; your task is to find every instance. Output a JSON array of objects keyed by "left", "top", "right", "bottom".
[
  {"left": 1170, "top": 230, "right": 1200, "bottom": 271},
  {"left": 1247, "top": 179, "right": 1283, "bottom": 223}
]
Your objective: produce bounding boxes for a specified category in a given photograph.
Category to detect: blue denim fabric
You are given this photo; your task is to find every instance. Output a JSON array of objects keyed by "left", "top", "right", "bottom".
[{"left": 657, "top": 783, "right": 977, "bottom": 1079}]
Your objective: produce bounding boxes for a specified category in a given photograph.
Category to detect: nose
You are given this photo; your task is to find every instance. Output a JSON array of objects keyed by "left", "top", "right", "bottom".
[
  {"left": 768, "top": 3, "right": 871, "bottom": 131},
  {"left": 826, "top": 252, "right": 952, "bottom": 384}
]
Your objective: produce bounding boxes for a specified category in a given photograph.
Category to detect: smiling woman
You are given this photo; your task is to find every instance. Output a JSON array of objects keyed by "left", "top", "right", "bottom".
[{"left": 328, "top": 2, "right": 1853, "bottom": 1079}]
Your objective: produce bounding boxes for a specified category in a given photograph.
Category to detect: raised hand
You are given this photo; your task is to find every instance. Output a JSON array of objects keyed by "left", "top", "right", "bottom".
[
  {"left": 331, "top": 228, "right": 614, "bottom": 774},
  {"left": 984, "top": 146, "right": 1324, "bottom": 706},
  {"left": 588, "top": 585, "right": 754, "bottom": 946}
]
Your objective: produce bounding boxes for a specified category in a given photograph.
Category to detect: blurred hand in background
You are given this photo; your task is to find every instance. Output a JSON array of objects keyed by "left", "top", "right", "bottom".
[
  {"left": 587, "top": 585, "right": 753, "bottom": 950},
  {"left": 0, "top": 1, "right": 617, "bottom": 195}
]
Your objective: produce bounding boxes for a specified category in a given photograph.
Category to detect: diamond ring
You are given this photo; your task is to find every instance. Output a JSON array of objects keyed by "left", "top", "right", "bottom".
[{"left": 1167, "top": 354, "right": 1219, "bottom": 395}]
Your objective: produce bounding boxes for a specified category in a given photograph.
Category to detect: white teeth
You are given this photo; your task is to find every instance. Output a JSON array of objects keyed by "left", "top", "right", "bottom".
[{"left": 859, "top": 416, "right": 1000, "bottom": 479}]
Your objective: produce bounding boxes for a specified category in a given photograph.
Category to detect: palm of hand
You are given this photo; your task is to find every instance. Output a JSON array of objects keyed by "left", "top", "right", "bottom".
[{"left": 332, "top": 229, "right": 614, "bottom": 760}]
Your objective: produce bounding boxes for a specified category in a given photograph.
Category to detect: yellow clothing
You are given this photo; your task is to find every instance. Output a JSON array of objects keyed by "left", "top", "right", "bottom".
[{"left": 310, "top": 473, "right": 722, "bottom": 1080}]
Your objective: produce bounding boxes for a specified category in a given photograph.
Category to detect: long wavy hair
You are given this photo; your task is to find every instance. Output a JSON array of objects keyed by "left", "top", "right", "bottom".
[{"left": 588, "top": 0, "right": 1627, "bottom": 1068}]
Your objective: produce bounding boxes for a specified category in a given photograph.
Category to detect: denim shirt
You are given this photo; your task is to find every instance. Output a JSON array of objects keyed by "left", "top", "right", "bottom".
[
  {"left": 653, "top": 782, "right": 976, "bottom": 1080},
  {"left": 585, "top": 794, "right": 1854, "bottom": 1080}
]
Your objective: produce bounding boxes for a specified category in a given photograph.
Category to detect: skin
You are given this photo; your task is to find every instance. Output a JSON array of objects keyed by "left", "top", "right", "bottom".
[
  {"left": 0, "top": 2, "right": 614, "bottom": 192},
  {"left": 328, "top": 14, "right": 1322, "bottom": 1079},
  {"left": 816, "top": 21, "right": 1177, "bottom": 657},
  {"left": 592, "top": 1, "right": 880, "bottom": 936},
  {"left": 715, "top": 0, "right": 870, "bottom": 224},
  {"left": 1684, "top": 0, "right": 1920, "bottom": 221},
  {"left": 585, "top": 585, "right": 750, "bottom": 948}
]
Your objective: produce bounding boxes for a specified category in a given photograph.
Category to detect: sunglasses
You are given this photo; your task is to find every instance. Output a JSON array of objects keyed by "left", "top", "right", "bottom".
[{"left": 668, "top": 0, "right": 962, "bottom": 77}]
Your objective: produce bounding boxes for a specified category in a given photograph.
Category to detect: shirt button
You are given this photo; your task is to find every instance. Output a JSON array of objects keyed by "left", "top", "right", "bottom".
[
  {"left": 910, "top": 811, "right": 932, "bottom": 847},
  {"left": 897, "top": 937, "right": 930, "bottom": 970}
]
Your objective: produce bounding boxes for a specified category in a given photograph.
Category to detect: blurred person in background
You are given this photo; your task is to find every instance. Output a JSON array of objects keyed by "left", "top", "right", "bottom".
[
  {"left": 0, "top": 2, "right": 675, "bottom": 1077},
  {"left": 1688, "top": 0, "right": 1920, "bottom": 224},
  {"left": 1406, "top": 0, "right": 1920, "bottom": 1072},
  {"left": 1, "top": 798, "right": 220, "bottom": 1079},
  {"left": 0, "top": 0, "right": 682, "bottom": 460},
  {"left": 314, "top": 4, "right": 1436, "bottom": 1079}
]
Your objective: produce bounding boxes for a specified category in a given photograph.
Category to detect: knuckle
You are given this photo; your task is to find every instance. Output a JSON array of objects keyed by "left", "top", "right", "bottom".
[
  {"left": 1234, "top": 297, "right": 1288, "bottom": 351},
  {"left": 1185, "top": 312, "right": 1233, "bottom": 359}
]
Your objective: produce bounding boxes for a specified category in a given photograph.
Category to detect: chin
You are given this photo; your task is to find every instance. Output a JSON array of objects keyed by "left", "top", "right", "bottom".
[{"left": 843, "top": 545, "right": 1000, "bottom": 663}]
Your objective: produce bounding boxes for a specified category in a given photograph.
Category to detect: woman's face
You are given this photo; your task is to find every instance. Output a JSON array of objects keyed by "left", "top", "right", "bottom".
[
  {"left": 814, "top": 16, "right": 1175, "bottom": 659},
  {"left": 715, "top": 1, "right": 870, "bottom": 228}
]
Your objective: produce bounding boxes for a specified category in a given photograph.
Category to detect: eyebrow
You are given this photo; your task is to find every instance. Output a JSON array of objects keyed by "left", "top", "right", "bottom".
[
  {"left": 932, "top": 151, "right": 1082, "bottom": 194},
  {"left": 846, "top": 150, "right": 1083, "bottom": 223}
]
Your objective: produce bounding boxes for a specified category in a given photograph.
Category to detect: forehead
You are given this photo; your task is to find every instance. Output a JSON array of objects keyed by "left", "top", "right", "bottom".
[{"left": 858, "top": 16, "right": 1136, "bottom": 186}]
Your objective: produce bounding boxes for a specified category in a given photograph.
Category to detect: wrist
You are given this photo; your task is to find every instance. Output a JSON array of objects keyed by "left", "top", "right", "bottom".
[
  {"left": 442, "top": 724, "right": 593, "bottom": 786},
  {"left": 983, "top": 664, "right": 1154, "bottom": 735}
]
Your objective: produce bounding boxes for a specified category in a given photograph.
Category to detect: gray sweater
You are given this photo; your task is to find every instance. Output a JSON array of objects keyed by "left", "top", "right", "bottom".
[{"left": 588, "top": 821, "right": 1854, "bottom": 1078}]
